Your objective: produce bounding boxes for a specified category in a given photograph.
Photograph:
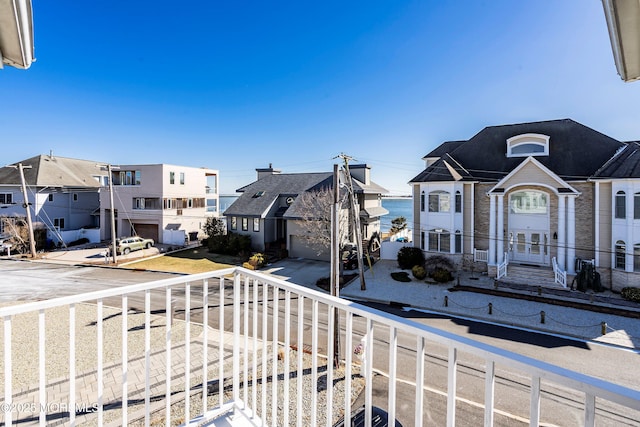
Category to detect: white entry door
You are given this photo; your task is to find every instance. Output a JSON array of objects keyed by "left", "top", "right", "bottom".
[{"left": 510, "top": 230, "right": 547, "bottom": 264}]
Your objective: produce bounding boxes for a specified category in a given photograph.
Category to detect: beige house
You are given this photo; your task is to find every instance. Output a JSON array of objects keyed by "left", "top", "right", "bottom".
[
  {"left": 99, "top": 164, "right": 219, "bottom": 245},
  {"left": 411, "top": 119, "right": 640, "bottom": 291}
]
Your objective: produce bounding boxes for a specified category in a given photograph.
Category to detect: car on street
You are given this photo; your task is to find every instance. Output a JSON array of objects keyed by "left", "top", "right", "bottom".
[{"left": 109, "top": 236, "right": 154, "bottom": 255}]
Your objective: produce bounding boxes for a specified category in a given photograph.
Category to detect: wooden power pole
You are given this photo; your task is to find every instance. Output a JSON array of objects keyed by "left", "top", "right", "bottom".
[
  {"left": 15, "top": 163, "right": 37, "bottom": 258},
  {"left": 339, "top": 154, "right": 366, "bottom": 290}
]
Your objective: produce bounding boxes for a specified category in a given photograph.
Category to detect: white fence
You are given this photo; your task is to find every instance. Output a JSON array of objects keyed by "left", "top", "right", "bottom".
[
  {"left": 162, "top": 229, "right": 186, "bottom": 246},
  {"left": 48, "top": 228, "right": 101, "bottom": 246},
  {"left": 1, "top": 268, "right": 639, "bottom": 426}
]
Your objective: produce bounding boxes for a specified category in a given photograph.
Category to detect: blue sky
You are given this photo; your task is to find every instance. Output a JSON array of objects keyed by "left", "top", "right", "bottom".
[{"left": 2, "top": 1, "right": 640, "bottom": 195}]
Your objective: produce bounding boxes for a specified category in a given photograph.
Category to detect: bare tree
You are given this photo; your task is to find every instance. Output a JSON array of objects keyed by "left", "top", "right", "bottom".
[{"left": 292, "top": 186, "right": 350, "bottom": 256}]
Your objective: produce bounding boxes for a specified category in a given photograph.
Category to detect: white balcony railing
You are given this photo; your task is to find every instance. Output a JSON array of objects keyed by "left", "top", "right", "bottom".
[{"left": 1, "top": 267, "right": 639, "bottom": 426}]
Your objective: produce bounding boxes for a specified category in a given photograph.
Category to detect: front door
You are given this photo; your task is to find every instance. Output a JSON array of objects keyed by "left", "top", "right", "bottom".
[{"left": 510, "top": 230, "right": 547, "bottom": 264}]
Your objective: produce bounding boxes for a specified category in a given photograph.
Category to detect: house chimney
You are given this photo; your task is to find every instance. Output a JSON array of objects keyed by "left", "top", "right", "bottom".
[
  {"left": 256, "top": 164, "right": 281, "bottom": 180},
  {"left": 349, "top": 164, "right": 370, "bottom": 185}
]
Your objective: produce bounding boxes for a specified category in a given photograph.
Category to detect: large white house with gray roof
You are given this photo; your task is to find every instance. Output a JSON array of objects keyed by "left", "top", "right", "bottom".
[
  {"left": 411, "top": 118, "right": 640, "bottom": 291},
  {"left": 224, "top": 164, "right": 388, "bottom": 261}
]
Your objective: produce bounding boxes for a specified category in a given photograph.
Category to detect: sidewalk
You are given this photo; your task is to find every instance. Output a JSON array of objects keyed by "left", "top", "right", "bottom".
[{"left": 339, "top": 260, "right": 640, "bottom": 349}]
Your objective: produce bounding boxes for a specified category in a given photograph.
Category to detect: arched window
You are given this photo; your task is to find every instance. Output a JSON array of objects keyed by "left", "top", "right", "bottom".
[
  {"left": 428, "top": 191, "right": 450, "bottom": 213},
  {"left": 615, "top": 240, "right": 626, "bottom": 269},
  {"left": 428, "top": 228, "right": 450, "bottom": 253},
  {"left": 506, "top": 134, "right": 550, "bottom": 158},
  {"left": 455, "top": 191, "right": 462, "bottom": 213},
  {"left": 509, "top": 191, "right": 548, "bottom": 214},
  {"left": 615, "top": 191, "right": 626, "bottom": 219}
]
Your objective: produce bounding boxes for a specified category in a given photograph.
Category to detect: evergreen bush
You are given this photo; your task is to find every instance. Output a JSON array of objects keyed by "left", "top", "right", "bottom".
[
  {"left": 412, "top": 265, "right": 427, "bottom": 280},
  {"left": 397, "top": 246, "right": 425, "bottom": 270},
  {"left": 621, "top": 287, "right": 640, "bottom": 303}
]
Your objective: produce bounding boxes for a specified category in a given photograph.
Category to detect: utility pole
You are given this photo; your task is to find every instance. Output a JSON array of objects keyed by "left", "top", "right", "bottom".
[
  {"left": 330, "top": 163, "right": 341, "bottom": 367},
  {"left": 339, "top": 154, "right": 366, "bottom": 290},
  {"left": 13, "top": 163, "right": 37, "bottom": 258},
  {"left": 107, "top": 164, "right": 118, "bottom": 264}
]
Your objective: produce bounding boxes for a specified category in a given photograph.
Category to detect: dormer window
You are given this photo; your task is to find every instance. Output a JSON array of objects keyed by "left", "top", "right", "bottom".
[{"left": 506, "top": 133, "right": 550, "bottom": 158}]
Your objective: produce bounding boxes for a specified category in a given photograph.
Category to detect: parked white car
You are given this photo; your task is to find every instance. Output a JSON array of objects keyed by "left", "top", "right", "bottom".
[{"left": 109, "top": 236, "right": 154, "bottom": 255}]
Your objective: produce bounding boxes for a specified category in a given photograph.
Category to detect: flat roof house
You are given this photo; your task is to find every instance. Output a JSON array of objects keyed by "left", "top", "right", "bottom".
[
  {"left": 410, "top": 118, "right": 640, "bottom": 291},
  {"left": 99, "top": 164, "right": 219, "bottom": 245}
]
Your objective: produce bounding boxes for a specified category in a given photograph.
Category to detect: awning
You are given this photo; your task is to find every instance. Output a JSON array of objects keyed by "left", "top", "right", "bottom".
[
  {"left": 0, "top": 0, "right": 35, "bottom": 69},
  {"left": 602, "top": 0, "right": 640, "bottom": 82},
  {"left": 360, "top": 206, "right": 389, "bottom": 219}
]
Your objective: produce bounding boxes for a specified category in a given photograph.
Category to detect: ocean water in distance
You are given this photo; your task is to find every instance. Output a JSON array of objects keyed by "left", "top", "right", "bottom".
[
  {"left": 380, "top": 197, "right": 413, "bottom": 232},
  {"left": 221, "top": 194, "right": 412, "bottom": 233}
]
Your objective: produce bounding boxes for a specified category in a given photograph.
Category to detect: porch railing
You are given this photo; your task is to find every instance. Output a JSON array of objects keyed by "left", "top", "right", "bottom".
[
  {"left": 552, "top": 256, "right": 568, "bottom": 288},
  {"left": 496, "top": 251, "right": 508, "bottom": 279},
  {"left": 473, "top": 248, "right": 488, "bottom": 263},
  {"left": 1, "top": 267, "right": 639, "bottom": 426}
]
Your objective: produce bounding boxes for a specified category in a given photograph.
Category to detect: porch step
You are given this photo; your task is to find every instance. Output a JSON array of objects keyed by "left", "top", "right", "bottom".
[{"left": 500, "top": 264, "right": 561, "bottom": 288}]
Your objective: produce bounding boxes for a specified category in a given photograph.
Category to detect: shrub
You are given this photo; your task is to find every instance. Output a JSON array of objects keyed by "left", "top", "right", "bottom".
[
  {"left": 68, "top": 238, "right": 90, "bottom": 247},
  {"left": 621, "top": 287, "right": 640, "bottom": 303},
  {"left": 431, "top": 267, "right": 453, "bottom": 283},
  {"left": 207, "top": 231, "right": 252, "bottom": 256},
  {"left": 397, "top": 246, "right": 425, "bottom": 270},
  {"left": 249, "top": 253, "right": 266, "bottom": 268},
  {"left": 390, "top": 271, "right": 411, "bottom": 282},
  {"left": 412, "top": 265, "right": 427, "bottom": 280}
]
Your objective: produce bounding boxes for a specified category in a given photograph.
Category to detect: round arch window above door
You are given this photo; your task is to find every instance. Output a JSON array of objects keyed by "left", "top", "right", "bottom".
[{"left": 509, "top": 190, "right": 548, "bottom": 215}]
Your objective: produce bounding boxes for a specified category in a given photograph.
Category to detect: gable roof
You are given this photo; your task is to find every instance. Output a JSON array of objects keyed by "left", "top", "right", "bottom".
[
  {"left": 0, "top": 155, "right": 105, "bottom": 188},
  {"left": 224, "top": 170, "right": 388, "bottom": 218},
  {"left": 411, "top": 119, "right": 626, "bottom": 184}
]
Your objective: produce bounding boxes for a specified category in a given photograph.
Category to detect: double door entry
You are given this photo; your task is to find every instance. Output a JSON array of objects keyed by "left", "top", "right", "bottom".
[{"left": 510, "top": 230, "right": 549, "bottom": 265}]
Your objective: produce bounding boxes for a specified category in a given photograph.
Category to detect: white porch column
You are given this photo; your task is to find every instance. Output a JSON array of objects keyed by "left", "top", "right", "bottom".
[
  {"left": 626, "top": 188, "right": 634, "bottom": 273},
  {"left": 567, "top": 196, "right": 576, "bottom": 274},
  {"left": 557, "top": 195, "right": 566, "bottom": 270},
  {"left": 496, "top": 194, "right": 504, "bottom": 264},
  {"left": 488, "top": 194, "right": 496, "bottom": 265},
  {"left": 594, "top": 182, "right": 600, "bottom": 267}
]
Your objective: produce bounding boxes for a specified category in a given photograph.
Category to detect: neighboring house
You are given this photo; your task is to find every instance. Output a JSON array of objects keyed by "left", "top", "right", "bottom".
[
  {"left": 0, "top": 154, "right": 105, "bottom": 246},
  {"left": 223, "top": 164, "right": 388, "bottom": 261},
  {"left": 410, "top": 118, "right": 640, "bottom": 291},
  {"left": 99, "top": 164, "right": 219, "bottom": 245}
]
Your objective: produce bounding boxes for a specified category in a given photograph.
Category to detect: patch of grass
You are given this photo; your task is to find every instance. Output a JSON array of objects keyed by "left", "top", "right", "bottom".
[{"left": 123, "top": 247, "right": 242, "bottom": 274}]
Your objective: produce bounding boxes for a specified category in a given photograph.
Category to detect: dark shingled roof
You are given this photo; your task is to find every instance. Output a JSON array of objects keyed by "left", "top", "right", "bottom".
[
  {"left": 0, "top": 155, "right": 104, "bottom": 188},
  {"left": 225, "top": 170, "right": 388, "bottom": 218},
  {"left": 593, "top": 142, "right": 640, "bottom": 178},
  {"left": 411, "top": 119, "right": 626, "bottom": 183},
  {"left": 423, "top": 141, "right": 465, "bottom": 159}
]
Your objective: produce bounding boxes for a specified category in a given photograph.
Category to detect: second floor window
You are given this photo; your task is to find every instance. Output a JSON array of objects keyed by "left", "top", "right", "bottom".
[
  {"left": 455, "top": 191, "right": 461, "bottom": 213},
  {"left": 0, "top": 193, "right": 13, "bottom": 205},
  {"left": 420, "top": 191, "right": 425, "bottom": 212},
  {"left": 615, "top": 191, "right": 626, "bottom": 219},
  {"left": 428, "top": 191, "right": 450, "bottom": 213},
  {"left": 242, "top": 217, "right": 248, "bottom": 231},
  {"left": 180, "top": 172, "right": 185, "bottom": 185},
  {"left": 253, "top": 218, "right": 260, "bottom": 232},
  {"left": 54, "top": 218, "right": 65, "bottom": 230},
  {"left": 170, "top": 172, "right": 175, "bottom": 185},
  {"left": 231, "top": 217, "right": 237, "bottom": 230}
]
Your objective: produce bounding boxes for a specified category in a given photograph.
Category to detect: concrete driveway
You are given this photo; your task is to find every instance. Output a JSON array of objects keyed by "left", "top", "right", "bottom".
[{"left": 261, "top": 258, "right": 332, "bottom": 289}]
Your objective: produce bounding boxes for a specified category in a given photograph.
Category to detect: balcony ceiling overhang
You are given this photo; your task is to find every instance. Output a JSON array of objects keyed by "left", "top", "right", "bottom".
[
  {"left": 602, "top": 0, "right": 640, "bottom": 82},
  {"left": 0, "top": 0, "right": 34, "bottom": 70}
]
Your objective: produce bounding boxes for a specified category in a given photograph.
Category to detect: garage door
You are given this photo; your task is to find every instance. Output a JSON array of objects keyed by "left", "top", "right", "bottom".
[
  {"left": 289, "top": 235, "right": 330, "bottom": 261},
  {"left": 133, "top": 224, "right": 159, "bottom": 242}
]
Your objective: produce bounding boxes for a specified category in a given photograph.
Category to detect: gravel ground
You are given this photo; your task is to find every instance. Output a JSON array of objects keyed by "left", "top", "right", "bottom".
[
  {"left": 135, "top": 346, "right": 366, "bottom": 427},
  {"left": 0, "top": 302, "right": 201, "bottom": 397}
]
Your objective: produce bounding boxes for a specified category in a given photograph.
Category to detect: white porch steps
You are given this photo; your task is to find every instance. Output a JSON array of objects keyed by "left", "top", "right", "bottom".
[{"left": 499, "top": 264, "right": 562, "bottom": 288}]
